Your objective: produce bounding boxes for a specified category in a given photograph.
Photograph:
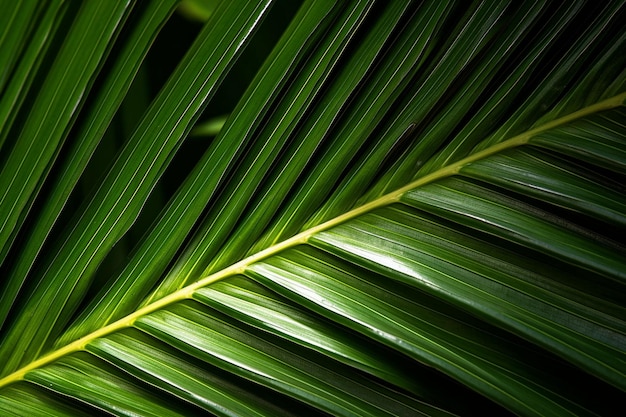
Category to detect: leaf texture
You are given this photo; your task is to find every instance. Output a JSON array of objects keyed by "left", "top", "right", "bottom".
[{"left": 0, "top": 1, "right": 625, "bottom": 416}]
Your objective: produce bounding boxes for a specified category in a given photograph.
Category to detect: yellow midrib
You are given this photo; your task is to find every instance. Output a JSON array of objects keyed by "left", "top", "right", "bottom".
[{"left": 1, "top": 92, "right": 623, "bottom": 388}]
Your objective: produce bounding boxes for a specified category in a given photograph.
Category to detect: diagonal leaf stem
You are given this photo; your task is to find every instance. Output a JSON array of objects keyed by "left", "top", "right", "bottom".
[{"left": 1, "top": 92, "right": 623, "bottom": 388}]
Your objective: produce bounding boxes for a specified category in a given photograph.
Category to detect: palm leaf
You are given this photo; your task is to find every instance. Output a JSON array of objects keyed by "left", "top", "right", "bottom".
[{"left": 1, "top": 1, "right": 625, "bottom": 415}]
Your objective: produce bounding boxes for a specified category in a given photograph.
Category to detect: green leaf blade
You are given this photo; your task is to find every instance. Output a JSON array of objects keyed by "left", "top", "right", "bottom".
[
  {"left": 0, "top": 0, "right": 179, "bottom": 336},
  {"left": 136, "top": 301, "right": 442, "bottom": 417},
  {"left": 0, "top": 1, "right": 625, "bottom": 415},
  {"left": 0, "top": 0, "right": 133, "bottom": 265},
  {"left": 0, "top": 0, "right": 276, "bottom": 377}
]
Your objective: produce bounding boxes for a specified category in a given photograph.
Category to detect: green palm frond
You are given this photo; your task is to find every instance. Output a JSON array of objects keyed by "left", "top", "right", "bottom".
[{"left": 0, "top": 1, "right": 624, "bottom": 415}]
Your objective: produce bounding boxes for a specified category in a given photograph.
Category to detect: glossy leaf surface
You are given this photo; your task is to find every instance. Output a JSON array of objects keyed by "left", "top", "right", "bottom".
[{"left": 0, "top": 1, "right": 624, "bottom": 416}]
